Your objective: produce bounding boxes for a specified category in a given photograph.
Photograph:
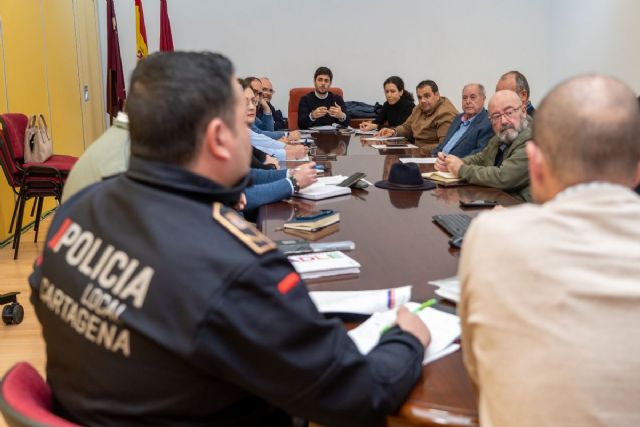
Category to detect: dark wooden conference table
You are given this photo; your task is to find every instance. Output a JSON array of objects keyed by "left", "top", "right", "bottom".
[{"left": 258, "top": 132, "right": 521, "bottom": 427}]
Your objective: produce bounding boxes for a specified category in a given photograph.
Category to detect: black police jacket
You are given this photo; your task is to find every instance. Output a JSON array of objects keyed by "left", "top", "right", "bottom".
[{"left": 30, "top": 156, "right": 424, "bottom": 427}]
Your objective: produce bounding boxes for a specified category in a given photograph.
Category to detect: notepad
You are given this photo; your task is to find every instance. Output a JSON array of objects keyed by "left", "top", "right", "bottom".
[
  {"left": 371, "top": 144, "right": 418, "bottom": 149},
  {"left": 284, "top": 211, "right": 340, "bottom": 232},
  {"left": 348, "top": 302, "right": 461, "bottom": 365},
  {"left": 294, "top": 182, "right": 352, "bottom": 200},
  {"left": 310, "top": 125, "right": 338, "bottom": 131},
  {"left": 422, "top": 171, "right": 463, "bottom": 184},
  {"left": 363, "top": 136, "right": 407, "bottom": 142},
  {"left": 288, "top": 251, "right": 361, "bottom": 279},
  {"left": 400, "top": 157, "right": 437, "bottom": 164},
  {"left": 316, "top": 175, "right": 348, "bottom": 186},
  {"left": 283, "top": 223, "right": 341, "bottom": 240}
]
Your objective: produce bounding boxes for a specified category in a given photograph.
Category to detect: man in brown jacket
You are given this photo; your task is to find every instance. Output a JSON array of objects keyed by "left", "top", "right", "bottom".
[{"left": 378, "top": 80, "right": 457, "bottom": 154}]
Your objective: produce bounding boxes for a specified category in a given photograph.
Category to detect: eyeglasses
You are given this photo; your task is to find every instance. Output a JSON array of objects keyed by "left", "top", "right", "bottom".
[
  {"left": 490, "top": 105, "right": 522, "bottom": 122},
  {"left": 246, "top": 97, "right": 259, "bottom": 107}
]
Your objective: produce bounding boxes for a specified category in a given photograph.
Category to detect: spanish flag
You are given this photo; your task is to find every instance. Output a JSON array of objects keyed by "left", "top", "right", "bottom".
[{"left": 135, "top": 0, "right": 148, "bottom": 60}]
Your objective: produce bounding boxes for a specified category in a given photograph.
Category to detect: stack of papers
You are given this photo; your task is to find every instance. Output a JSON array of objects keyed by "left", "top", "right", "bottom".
[
  {"left": 309, "top": 285, "right": 413, "bottom": 315},
  {"left": 400, "top": 157, "right": 437, "bottom": 164},
  {"left": 348, "top": 302, "right": 461, "bottom": 365},
  {"left": 316, "top": 175, "right": 348, "bottom": 185},
  {"left": 284, "top": 211, "right": 340, "bottom": 232},
  {"left": 371, "top": 143, "right": 418, "bottom": 149},
  {"left": 310, "top": 125, "right": 338, "bottom": 131},
  {"left": 422, "top": 171, "right": 463, "bottom": 184},
  {"left": 428, "top": 276, "right": 461, "bottom": 304},
  {"left": 362, "top": 136, "right": 407, "bottom": 142},
  {"left": 288, "top": 251, "right": 361, "bottom": 279},
  {"left": 294, "top": 182, "right": 352, "bottom": 200}
]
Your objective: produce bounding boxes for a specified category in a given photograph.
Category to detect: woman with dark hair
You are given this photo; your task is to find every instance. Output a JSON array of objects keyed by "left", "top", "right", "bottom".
[{"left": 360, "top": 76, "right": 415, "bottom": 131}]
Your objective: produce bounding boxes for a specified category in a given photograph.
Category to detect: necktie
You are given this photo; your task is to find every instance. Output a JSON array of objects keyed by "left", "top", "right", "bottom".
[{"left": 494, "top": 143, "right": 508, "bottom": 166}]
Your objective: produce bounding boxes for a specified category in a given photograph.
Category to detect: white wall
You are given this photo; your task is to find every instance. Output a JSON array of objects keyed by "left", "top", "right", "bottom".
[
  {"left": 98, "top": 0, "right": 638, "bottom": 113},
  {"left": 549, "top": 0, "right": 640, "bottom": 93}
]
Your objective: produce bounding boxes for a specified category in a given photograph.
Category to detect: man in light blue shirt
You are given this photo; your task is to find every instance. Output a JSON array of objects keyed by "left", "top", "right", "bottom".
[{"left": 432, "top": 84, "right": 493, "bottom": 158}]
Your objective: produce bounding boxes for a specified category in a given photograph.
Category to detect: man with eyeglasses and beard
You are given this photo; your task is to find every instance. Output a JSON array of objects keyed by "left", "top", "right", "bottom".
[{"left": 435, "top": 90, "right": 532, "bottom": 202}]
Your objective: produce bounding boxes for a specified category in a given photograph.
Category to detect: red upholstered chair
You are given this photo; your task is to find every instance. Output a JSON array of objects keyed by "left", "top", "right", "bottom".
[
  {"left": 287, "top": 87, "right": 344, "bottom": 130},
  {"left": 0, "top": 362, "right": 82, "bottom": 427},
  {"left": 0, "top": 113, "right": 77, "bottom": 259}
]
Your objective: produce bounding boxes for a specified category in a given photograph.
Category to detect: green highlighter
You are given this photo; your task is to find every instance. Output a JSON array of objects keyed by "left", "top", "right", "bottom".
[{"left": 380, "top": 298, "right": 437, "bottom": 336}]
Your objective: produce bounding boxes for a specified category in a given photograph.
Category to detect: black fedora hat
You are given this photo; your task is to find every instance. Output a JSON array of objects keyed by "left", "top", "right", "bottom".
[{"left": 375, "top": 162, "right": 436, "bottom": 191}]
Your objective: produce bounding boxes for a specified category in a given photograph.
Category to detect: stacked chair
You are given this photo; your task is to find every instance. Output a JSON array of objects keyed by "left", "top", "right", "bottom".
[{"left": 0, "top": 113, "right": 77, "bottom": 259}]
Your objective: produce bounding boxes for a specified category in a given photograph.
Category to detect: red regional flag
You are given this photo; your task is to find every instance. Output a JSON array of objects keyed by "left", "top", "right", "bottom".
[
  {"left": 106, "top": 0, "right": 126, "bottom": 120},
  {"left": 159, "top": 0, "right": 174, "bottom": 52}
]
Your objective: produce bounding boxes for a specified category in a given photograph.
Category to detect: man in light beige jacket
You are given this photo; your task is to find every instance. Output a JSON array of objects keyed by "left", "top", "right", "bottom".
[{"left": 459, "top": 74, "right": 640, "bottom": 427}]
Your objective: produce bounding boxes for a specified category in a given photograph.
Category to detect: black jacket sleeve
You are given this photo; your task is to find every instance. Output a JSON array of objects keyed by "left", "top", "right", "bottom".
[
  {"left": 193, "top": 252, "right": 424, "bottom": 427},
  {"left": 373, "top": 102, "right": 389, "bottom": 127},
  {"left": 333, "top": 94, "right": 350, "bottom": 125}
]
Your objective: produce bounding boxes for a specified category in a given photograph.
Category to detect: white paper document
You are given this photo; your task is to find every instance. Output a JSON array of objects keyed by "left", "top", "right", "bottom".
[
  {"left": 316, "top": 175, "right": 348, "bottom": 186},
  {"left": 363, "top": 136, "right": 406, "bottom": 141},
  {"left": 355, "top": 130, "right": 377, "bottom": 135},
  {"left": 371, "top": 144, "right": 418, "bottom": 149},
  {"left": 294, "top": 182, "right": 352, "bottom": 200},
  {"left": 309, "top": 285, "right": 413, "bottom": 315},
  {"left": 428, "top": 276, "right": 461, "bottom": 304},
  {"left": 348, "top": 302, "right": 461, "bottom": 365},
  {"left": 400, "top": 157, "right": 437, "bottom": 164},
  {"left": 310, "top": 125, "right": 338, "bottom": 131}
]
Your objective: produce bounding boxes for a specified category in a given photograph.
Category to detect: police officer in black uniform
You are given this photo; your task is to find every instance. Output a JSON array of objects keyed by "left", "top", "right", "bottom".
[{"left": 30, "top": 52, "right": 430, "bottom": 427}]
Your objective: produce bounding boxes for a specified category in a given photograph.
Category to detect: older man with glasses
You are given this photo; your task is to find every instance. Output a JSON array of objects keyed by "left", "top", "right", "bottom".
[
  {"left": 435, "top": 90, "right": 533, "bottom": 201},
  {"left": 258, "top": 77, "right": 287, "bottom": 130},
  {"left": 247, "top": 76, "right": 300, "bottom": 142}
]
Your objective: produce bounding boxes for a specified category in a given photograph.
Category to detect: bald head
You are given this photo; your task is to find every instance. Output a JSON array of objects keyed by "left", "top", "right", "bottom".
[
  {"left": 489, "top": 90, "right": 521, "bottom": 112},
  {"left": 496, "top": 71, "right": 530, "bottom": 105},
  {"left": 532, "top": 75, "right": 640, "bottom": 187},
  {"left": 260, "top": 77, "right": 274, "bottom": 102}
]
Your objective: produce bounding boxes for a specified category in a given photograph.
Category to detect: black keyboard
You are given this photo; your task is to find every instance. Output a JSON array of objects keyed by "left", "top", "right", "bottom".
[{"left": 432, "top": 214, "right": 472, "bottom": 238}]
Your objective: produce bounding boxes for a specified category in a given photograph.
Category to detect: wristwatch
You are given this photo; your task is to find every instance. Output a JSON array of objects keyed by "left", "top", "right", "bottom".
[{"left": 289, "top": 176, "right": 300, "bottom": 193}]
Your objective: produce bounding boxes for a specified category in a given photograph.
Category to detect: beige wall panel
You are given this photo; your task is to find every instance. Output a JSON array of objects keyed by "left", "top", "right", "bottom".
[
  {"left": 0, "top": 0, "right": 51, "bottom": 241},
  {"left": 42, "top": 0, "right": 83, "bottom": 157},
  {"left": 74, "top": 0, "right": 105, "bottom": 147}
]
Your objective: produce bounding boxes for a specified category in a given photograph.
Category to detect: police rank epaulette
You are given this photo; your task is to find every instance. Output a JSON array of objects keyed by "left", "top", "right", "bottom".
[{"left": 212, "top": 202, "right": 276, "bottom": 255}]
